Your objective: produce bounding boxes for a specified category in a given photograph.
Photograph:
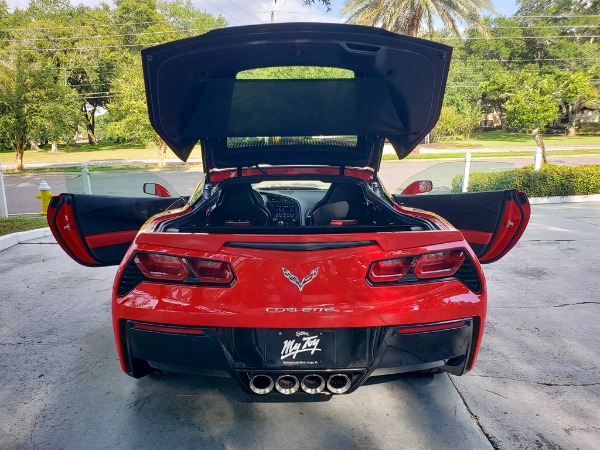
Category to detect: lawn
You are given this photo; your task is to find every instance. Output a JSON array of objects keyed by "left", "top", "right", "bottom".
[
  {"left": 0, "top": 216, "right": 48, "bottom": 236},
  {"left": 1, "top": 135, "right": 599, "bottom": 169},
  {"left": 0, "top": 140, "right": 203, "bottom": 168},
  {"left": 433, "top": 132, "right": 600, "bottom": 149}
]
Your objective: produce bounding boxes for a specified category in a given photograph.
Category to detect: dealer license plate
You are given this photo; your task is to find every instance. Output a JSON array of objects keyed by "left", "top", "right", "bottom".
[{"left": 266, "top": 329, "right": 336, "bottom": 367}]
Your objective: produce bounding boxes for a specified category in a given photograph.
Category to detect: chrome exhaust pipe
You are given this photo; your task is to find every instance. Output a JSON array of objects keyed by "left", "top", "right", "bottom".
[
  {"left": 249, "top": 374, "right": 274, "bottom": 395},
  {"left": 301, "top": 374, "right": 326, "bottom": 394},
  {"left": 275, "top": 374, "right": 300, "bottom": 395},
  {"left": 326, "top": 374, "right": 352, "bottom": 394}
]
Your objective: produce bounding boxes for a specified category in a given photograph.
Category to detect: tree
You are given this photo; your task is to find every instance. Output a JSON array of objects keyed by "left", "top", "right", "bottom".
[
  {"left": 0, "top": 45, "right": 78, "bottom": 170},
  {"left": 66, "top": 5, "right": 126, "bottom": 145},
  {"left": 503, "top": 73, "right": 560, "bottom": 163},
  {"left": 340, "top": 0, "right": 495, "bottom": 37},
  {"left": 554, "top": 71, "right": 597, "bottom": 136},
  {"left": 113, "top": 0, "right": 162, "bottom": 48},
  {"left": 105, "top": 61, "right": 169, "bottom": 165}
]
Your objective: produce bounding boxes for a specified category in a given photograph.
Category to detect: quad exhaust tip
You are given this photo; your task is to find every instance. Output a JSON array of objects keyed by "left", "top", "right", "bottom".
[
  {"left": 275, "top": 374, "right": 300, "bottom": 395},
  {"left": 326, "top": 374, "right": 352, "bottom": 394},
  {"left": 250, "top": 373, "right": 351, "bottom": 395},
  {"left": 301, "top": 374, "right": 326, "bottom": 394},
  {"left": 249, "top": 374, "right": 274, "bottom": 395}
]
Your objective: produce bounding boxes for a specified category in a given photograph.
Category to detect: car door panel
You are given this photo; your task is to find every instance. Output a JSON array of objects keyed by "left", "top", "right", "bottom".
[
  {"left": 47, "top": 194, "right": 179, "bottom": 267},
  {"left": 393, "top": 190, "right": 530, "bottom": 263}
]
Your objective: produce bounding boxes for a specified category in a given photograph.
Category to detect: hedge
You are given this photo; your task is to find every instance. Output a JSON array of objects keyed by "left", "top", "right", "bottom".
[
  {"left": 451, "top": 164, "right": 600, "bottom": 197},
  {"left": 577, "top": 122, "right": 600, "bottom": 135}
]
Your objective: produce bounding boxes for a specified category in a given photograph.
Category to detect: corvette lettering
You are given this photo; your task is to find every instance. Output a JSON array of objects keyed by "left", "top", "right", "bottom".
[
  {"left": 281, "top": 334, "right": 322, "bottom": 360},
  {"left": 266, "top": 307, "right": 336, "bottom": 313}
]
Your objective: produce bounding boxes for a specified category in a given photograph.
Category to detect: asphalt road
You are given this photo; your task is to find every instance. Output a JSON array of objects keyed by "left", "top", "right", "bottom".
[
  {"left": 3, "top": 154, "right": 600, "bottom": 215},
  {"left": 0, "top": 203, "right": 599, "bottom": 449}
]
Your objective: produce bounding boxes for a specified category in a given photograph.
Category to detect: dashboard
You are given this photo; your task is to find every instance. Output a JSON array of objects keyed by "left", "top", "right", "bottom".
[{"left": 258, "top": 190, "right": 327, "bottom": 226}]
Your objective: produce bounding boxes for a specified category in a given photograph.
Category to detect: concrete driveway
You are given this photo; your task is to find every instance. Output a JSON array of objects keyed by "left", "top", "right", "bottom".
[{"left": 0, "top": 203, "right": 598, "bottom": 449}]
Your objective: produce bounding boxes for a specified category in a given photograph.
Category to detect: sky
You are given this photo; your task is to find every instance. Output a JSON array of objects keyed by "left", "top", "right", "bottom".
[{"left": 4, "top": 0, "right": 520, "bottom": 26}]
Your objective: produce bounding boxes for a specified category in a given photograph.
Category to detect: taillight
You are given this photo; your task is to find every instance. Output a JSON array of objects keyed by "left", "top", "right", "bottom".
[
  {"left": 187, "top": 258, "right": 234, "bottom": 284},
  {"left": 413, "top": 250, "right": 465, "bottom": 279},
  {"left": 129, "top": 252, "right": 235, "bottom": 287},
  {"left": 367, "top": 250, "right": 469, "bottom": 286},
  {"left": 367, "top": 257, "right": 412, "bottom": 284},
  {"left": 134, "top": 253, "right": 188, "bottom": 281}
]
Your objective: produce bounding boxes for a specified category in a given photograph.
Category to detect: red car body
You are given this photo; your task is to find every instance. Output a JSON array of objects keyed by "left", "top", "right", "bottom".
[{"left": 48, "top": 23, "right": 530, "bottom": 396}]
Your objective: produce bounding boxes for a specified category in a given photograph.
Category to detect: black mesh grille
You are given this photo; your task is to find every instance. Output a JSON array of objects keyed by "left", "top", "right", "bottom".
[
  {"left": 454, "top": 257, "right": 482, "bottom": 294},
  {"left": 466, "top": 316, "right": 480, "bottom": 371},
  {"left": 117, "top": 259, "right": 144, "bottom": 296}
]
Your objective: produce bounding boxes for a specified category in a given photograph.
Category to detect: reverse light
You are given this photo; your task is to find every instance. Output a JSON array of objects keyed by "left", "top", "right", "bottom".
[
  {"left": 367, "top": 257, "right": 413, "bottom": 284},
  {"left": 395, "top": 320, "right": 468, "bottom": 334},
  {"left": 413, "top": 250, "right": 465, "bottom": 279},
  {"left": 134, "top": 253, "right": 188, "bottom": 281},
  {"left": 187, "top": 258, "right": 235, "bottom": 285}
]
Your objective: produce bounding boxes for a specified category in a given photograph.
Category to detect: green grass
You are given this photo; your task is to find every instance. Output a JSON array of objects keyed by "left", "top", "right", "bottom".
[
  {"left": 0, "top": 215, "right": 48, "bottom": 236},
  {"left": 0, "top": 140, "right": 203, "bottom": 167},
  {"left": 435, "top": 132, "right": 600, "bottom": 149}
]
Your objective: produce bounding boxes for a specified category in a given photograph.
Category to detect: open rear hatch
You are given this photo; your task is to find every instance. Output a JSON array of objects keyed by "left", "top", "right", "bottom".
[{"left": 141, "top": 23, "right": 452, "bottom": 171}]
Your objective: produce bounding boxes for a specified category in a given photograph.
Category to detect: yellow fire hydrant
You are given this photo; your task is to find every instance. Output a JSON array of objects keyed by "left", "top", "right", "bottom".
[{"left": 36, "top": 180, "right": 55, "bottom": 216}]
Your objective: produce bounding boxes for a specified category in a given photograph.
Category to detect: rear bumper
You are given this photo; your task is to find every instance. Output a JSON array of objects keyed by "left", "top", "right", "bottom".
[{"left": 118, "top": 318, "right": 479, "bottom": 394}]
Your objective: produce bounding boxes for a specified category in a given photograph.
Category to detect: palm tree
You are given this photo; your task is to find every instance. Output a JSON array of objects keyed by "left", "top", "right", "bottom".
[{"left": 341, "top": 0, "right": 495, "bottom": 37}]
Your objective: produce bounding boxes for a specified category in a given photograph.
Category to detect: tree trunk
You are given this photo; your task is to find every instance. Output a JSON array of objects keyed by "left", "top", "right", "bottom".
[
  {"left": 14, "top": 136, "right": 26, "bottom": 171},
  {"left": 567, "top": 104, "right": 576, "bottom": 136},
  {"left": 157, "top": 136, "right": 167, "bottom": 167},
  {"left": 405, "top": 7, "right": 423, "bottom": 37},
  {"left": 87, "top": 123, "right": 98, "bottom": 145},
  {"left": 82, "top": 103, "right": 98, "bottom": 145},
  {"left": 532, "top": 122, "right": 547, "bottom": 164}
]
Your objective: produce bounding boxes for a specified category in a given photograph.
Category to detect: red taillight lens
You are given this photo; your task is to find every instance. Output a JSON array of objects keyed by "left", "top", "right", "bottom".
[
  {"left": 134, "top": 253, "right": 188, "bottom": 281},
  {"left": 367, "top": 257, "right": 413, "bottom": 284},
  {"left": 187, "top": 258, "right": 234, "bottom": 285},
  {"left": 413, "top": 250, "right": 465, "bottom": 279}
]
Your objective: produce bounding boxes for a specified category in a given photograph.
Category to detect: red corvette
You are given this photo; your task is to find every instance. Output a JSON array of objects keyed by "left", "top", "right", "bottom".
[{"left": 48, "top": 23, "right": 529, "bottom": 395}]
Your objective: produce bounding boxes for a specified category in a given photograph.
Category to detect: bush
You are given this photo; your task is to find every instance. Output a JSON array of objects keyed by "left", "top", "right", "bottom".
[
  {"left": 452, "top": 164, "right": 600, "bottom": 197},
  {"left": 577, "top": 122, "right": 600, "bottom": 135}
]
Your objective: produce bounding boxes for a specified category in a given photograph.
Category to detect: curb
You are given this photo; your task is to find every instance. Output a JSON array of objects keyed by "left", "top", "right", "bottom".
[
  {"left": 0, "top": 227, "right": 53, "bottom": 253},
  {"left": 529, "top": 194, "right": 600, "bottom": 205}
]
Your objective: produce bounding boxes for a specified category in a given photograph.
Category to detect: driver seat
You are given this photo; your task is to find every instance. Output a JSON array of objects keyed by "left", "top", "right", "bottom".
[{"left": 207, "top": 184, "right": 270, "bottom": 226}]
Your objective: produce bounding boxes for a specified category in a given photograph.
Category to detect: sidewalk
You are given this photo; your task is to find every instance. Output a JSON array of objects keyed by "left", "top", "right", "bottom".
[
  {"left": 383, "top": 143, "right": 600, "bottom": 155},
  {"left": 0, "top": 158, "right": 204, "bottom": 171}
]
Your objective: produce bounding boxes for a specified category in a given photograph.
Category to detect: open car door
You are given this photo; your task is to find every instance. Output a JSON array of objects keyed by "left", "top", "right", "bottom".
[
  {"left": 47, "top": 194, "right": 181, "bottom": 267},
  {"left": 393, "top": 190, "right": 530, "bottom": 263}
]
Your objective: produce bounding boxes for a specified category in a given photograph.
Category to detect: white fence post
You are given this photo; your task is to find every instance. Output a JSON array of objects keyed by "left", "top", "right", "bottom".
[
  {"left": 82, "top": 163, "right": 92, "bottom": 194},
  {"left": 462, "top": 151, "right": 471, "bottom": 193},
  {"left": 0, "top": 164, "right": 8, "bottom": 218}
]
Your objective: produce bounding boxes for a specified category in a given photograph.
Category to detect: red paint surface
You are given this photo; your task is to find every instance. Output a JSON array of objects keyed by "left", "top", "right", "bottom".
[
  {"left": 85, "top": 230, "right": 138, "bottom": 248},
  {"left": 48, "top": 199, "right": 98, "bottom": 265},
  {"left": 111, "top": 230, "right": 487, "bottom": 372}
]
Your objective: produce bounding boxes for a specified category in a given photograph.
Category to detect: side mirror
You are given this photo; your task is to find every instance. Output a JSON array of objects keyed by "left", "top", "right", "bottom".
[
  {"left": 400, "top": 180, "right": 433, "bottom": 195},
  {"left": 143, "top": 182, "right": 172, "bottom": 198}
]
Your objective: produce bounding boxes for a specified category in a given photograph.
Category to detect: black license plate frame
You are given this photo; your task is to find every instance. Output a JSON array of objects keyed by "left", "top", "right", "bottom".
[{"left": 265, "top": 329, "right": 336, "bottom": 367}]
